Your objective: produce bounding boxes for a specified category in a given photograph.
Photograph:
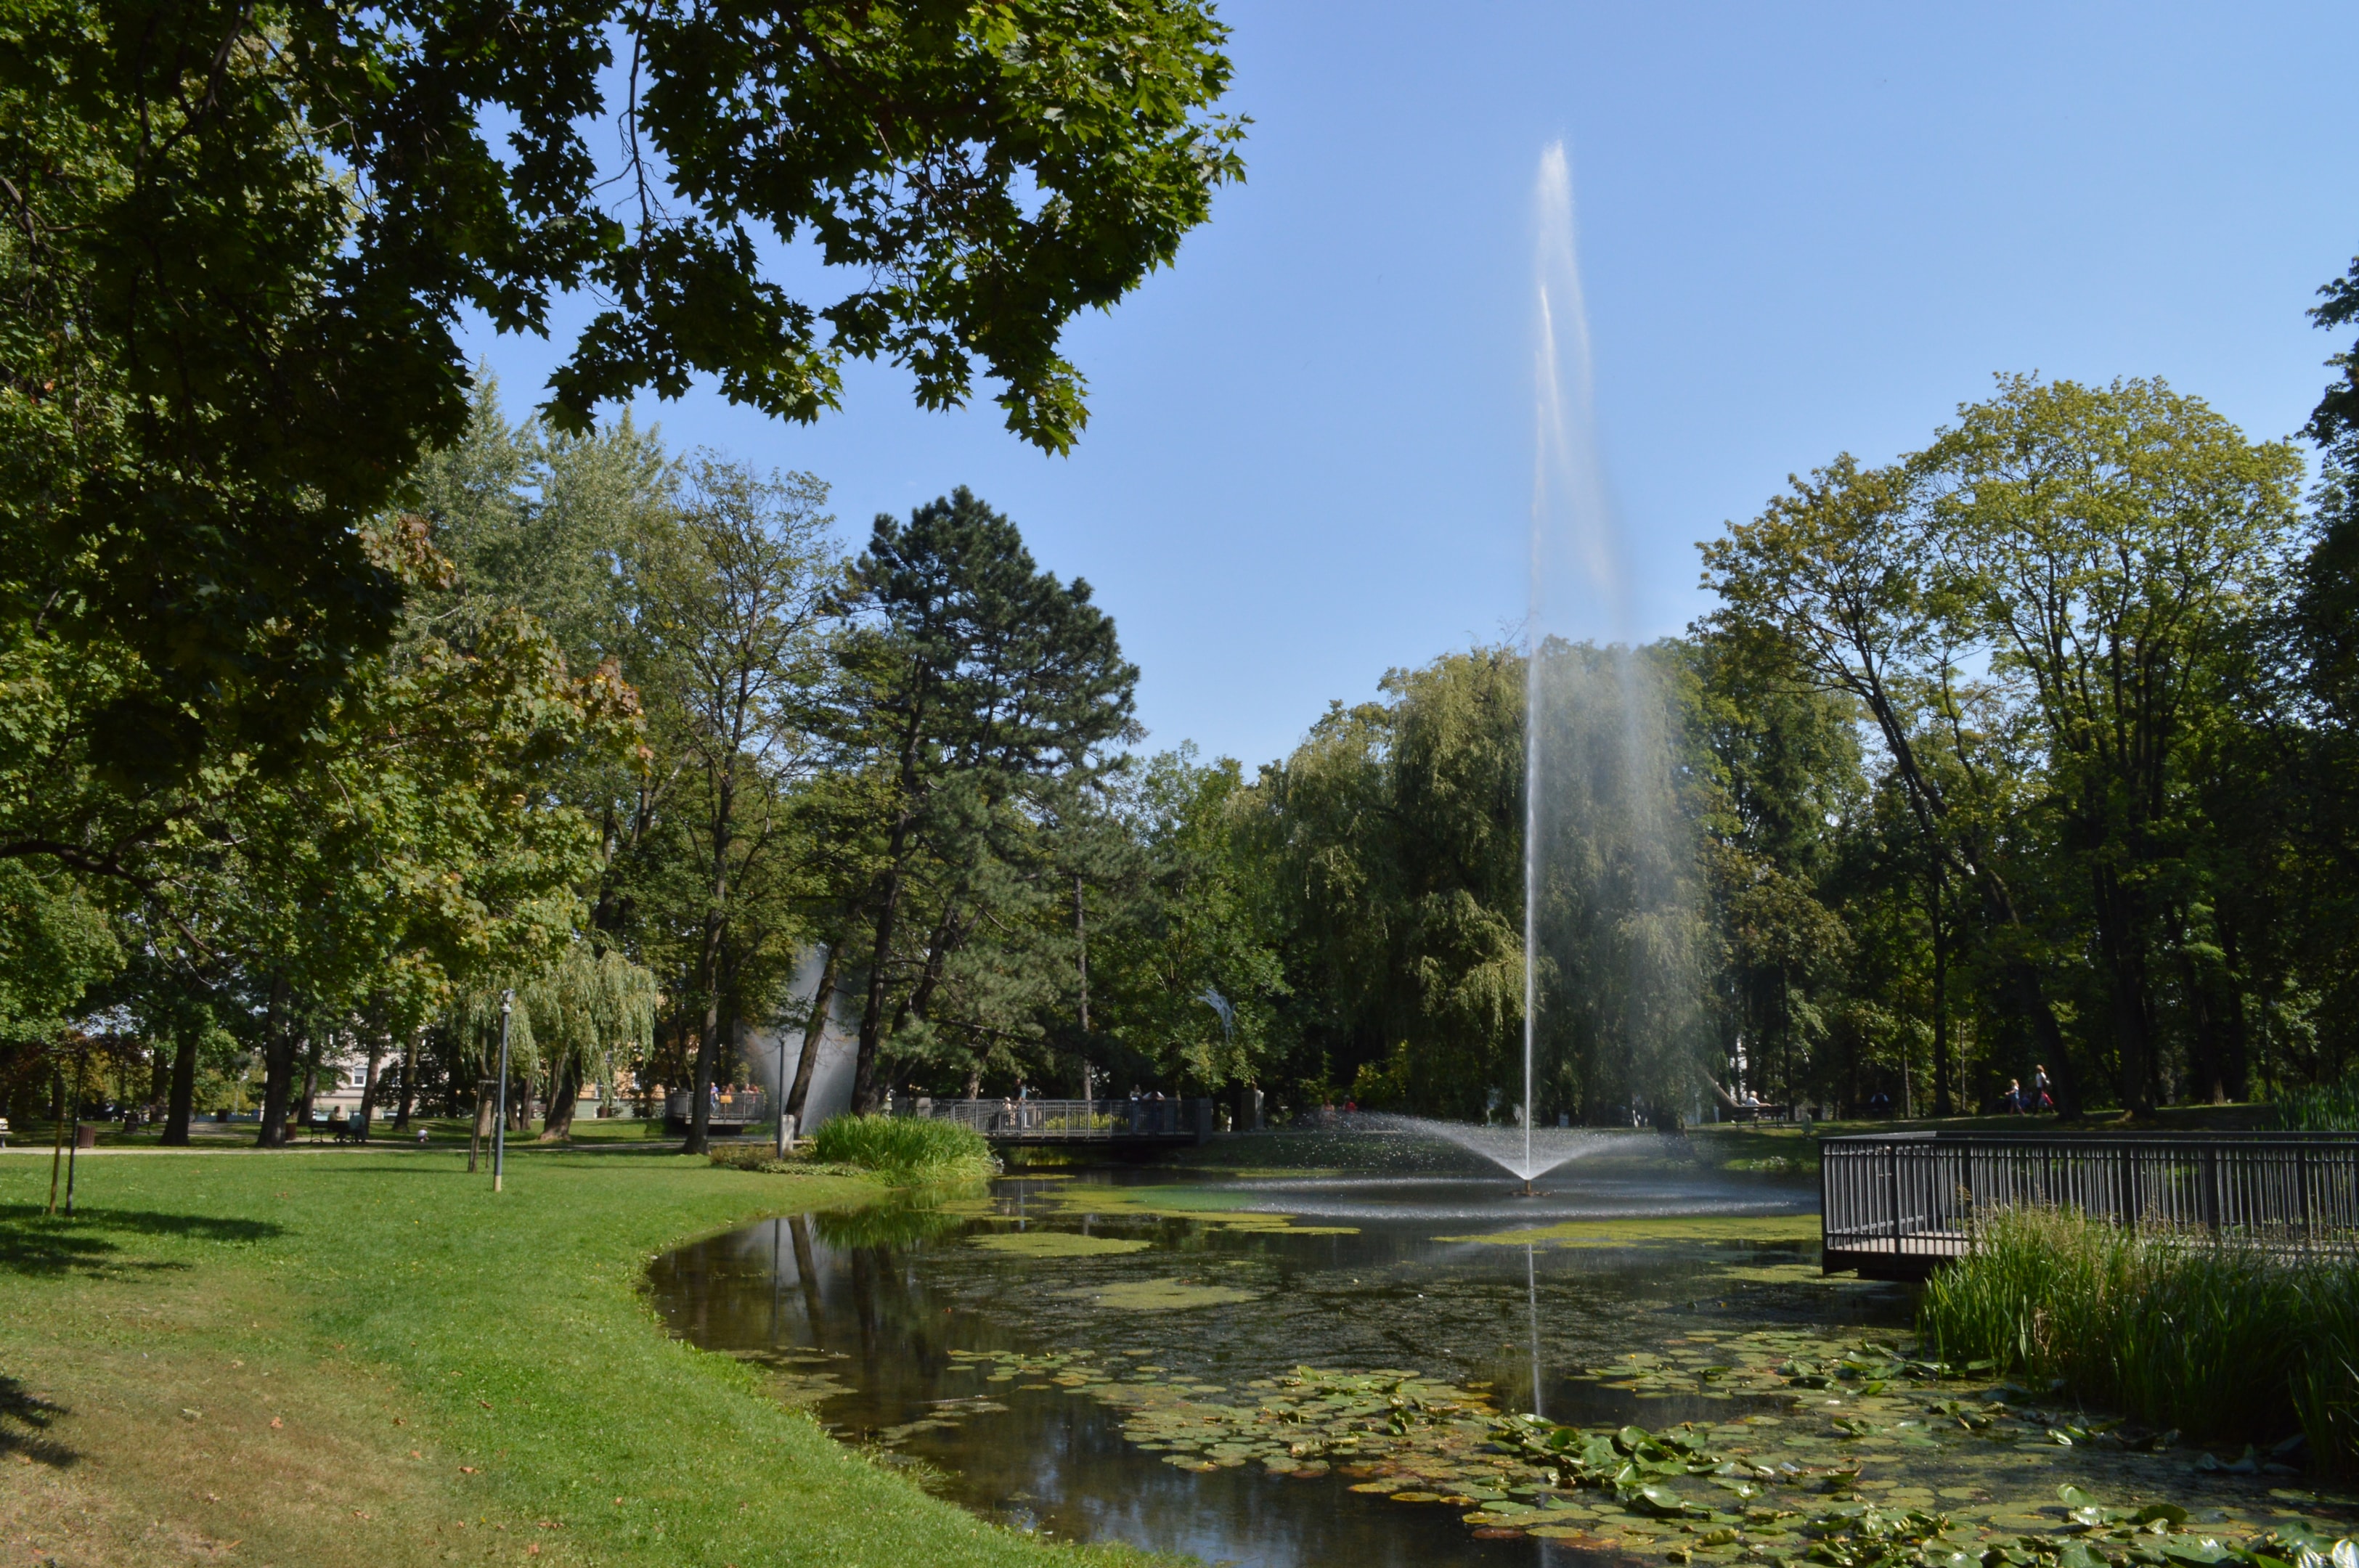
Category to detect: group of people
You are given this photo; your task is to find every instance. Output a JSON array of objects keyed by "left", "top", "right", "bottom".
[{"left": 2001, "top": 1066, "right": 2056, "bottom": 1114}]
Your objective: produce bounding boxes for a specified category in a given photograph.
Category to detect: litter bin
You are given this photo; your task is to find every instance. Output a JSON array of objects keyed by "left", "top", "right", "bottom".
[{"left": 76, "top": 1123, "right": 97, "bottom": 1149}]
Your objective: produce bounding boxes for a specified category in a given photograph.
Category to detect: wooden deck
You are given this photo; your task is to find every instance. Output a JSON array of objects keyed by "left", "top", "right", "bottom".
[{"left": 1820, "top": 1130, "right": 2359, "bottom": 1281}]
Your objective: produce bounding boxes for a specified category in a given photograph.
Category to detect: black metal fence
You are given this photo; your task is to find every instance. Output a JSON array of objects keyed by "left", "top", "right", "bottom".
[
  {"left": 664, "top": 1089, "right": 772, "bottom": 1131},
  {"left": 1820, "top": 1130, "right": 2359, "bottom": 1278},
  {"left": 912, "top": 1096, "right": 1211, "bottom": 1143}
]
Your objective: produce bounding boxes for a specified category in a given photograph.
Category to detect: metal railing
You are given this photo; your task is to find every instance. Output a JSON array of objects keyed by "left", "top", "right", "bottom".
[
  {"left": 911, "top": 1097, "right": 1207, "bottom": 1141},
  {"left": 663, "top": 1089, "right": 773, "bottom": 1126},
  {"left": 1820, "top": 1130, "right": 2359, "bottom": 1276}
]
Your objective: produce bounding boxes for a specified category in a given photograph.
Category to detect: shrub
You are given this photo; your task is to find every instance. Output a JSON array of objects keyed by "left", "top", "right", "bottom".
[
  {"left": 810, "top": 1114, "right": 995, "bottom": 1183},
  {"left": 1919, "top": 1207, "right": 2358, "bottom": 1471}
]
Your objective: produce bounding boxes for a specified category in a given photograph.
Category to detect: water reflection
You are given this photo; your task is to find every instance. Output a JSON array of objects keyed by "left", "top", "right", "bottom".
[{"left": 649, "top": 1164, "right": 1865, "bottom": 1567}]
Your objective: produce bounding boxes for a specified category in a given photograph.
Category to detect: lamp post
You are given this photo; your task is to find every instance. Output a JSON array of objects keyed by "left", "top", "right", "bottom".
[{"left": 493, "top": 989, "right": 514, "bottom": 1193}]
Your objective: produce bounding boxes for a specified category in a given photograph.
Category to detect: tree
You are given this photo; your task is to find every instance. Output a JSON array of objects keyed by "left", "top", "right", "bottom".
[
  {"left": 1702, "top": 452, "right": 2081, "bottom": 1110},
  {"left": 834, "top": 489, "right": 1138, "bottom": 1111},
  {"left": 1921, "top": 376, "right": 2305, "bottom": 1112},
  {"left": 1082, "top": 748, "right": 1287, "bottom": 1094},
  {"left": 151, "top": 593, "right": 641, "bottom": 1147},
  {"left": 635, "top": 460, "right": 839, "bottom": 1152},
  {"left": 1, "top": 0, "right": 1243, "bottom": 950}
]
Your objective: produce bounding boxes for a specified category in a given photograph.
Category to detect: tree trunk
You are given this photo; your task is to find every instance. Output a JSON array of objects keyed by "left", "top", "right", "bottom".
[
  {"left": 1929, "top": 860, "right": 1953, "bottom": 1117},
  {"left": 852, "top": 864, "right": 906, "bottom": 1115},
  {"left": 2215, "top": 920, "right": 2251, "bottom": 1103},
  {"left": 2093, "top": 868, "right": 2156, "bottom": 1114},
  {"left": 358, "top": 1036, "right": 383, "bottom": 1139},
  {"left": 1855, "top": 670, "right": 2074, "bottom": 1114},
  {"left": 542, "top": 1058, "right": 581, "bottom": 1140},
  {"left": 394, "top": 1029, "right": 421, "bottom": 1131},
  {"left": 295, "top": 1034, "right": 322, "bottom": 1138},
  {"left": 689, "top": 917, "right": 725, "bottom": 1154},
  {"left": 255, "top": 977, "right": 296, "bottom": 1148},
  {"left": 783, "top": 941, "right": 841, "bottom": 1129},
  {"left": 163, "top": 1025, "right": 197, "bottom": 1146},
  {"left": 470, "top": 1081, "right": 494, "bottom": 1172},
  {"left": 687, "top": 772, "right": 733, "bottom": 1153}
]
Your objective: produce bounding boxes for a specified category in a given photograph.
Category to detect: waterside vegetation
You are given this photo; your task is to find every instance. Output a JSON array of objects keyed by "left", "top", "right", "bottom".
[
  {"left": 1919, "top": 1209, "right": 2359, "bottom": 1475},
  {"left": 810, "top": 1113, "right": 999, "bottom": 1183}
]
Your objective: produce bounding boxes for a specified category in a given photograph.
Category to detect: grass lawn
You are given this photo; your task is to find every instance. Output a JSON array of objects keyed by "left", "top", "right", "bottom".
[{"left": 0, "top": 1143, "right": 1168, "bottom": 1568}]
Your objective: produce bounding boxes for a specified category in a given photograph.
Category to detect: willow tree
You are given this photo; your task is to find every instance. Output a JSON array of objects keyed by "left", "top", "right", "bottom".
[{"left": 449, "top": 944, "right": 657, "bottom": 1143}]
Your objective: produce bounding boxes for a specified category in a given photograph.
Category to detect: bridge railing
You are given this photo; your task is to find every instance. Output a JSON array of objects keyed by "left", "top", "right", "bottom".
[
  {"left": 664, "top": 1089, "right": 772, "bottom": 1127},
  {"left": 1820, "top": 1130, "right": 2359, "bottom": 1277},
  {"left": 910, "top": 1097, "right": 1207, "bottom": 1141}
]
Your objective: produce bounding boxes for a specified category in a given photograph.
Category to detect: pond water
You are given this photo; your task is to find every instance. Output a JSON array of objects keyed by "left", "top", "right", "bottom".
[{"left": 648, "top": 1135, "right": 2355, "bottom": 1567}]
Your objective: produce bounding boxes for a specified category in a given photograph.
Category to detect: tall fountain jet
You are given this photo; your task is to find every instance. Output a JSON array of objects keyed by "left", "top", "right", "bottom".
[
  {"left": 1370, "top": 146, "right": 1701, "bottom": 1186},
  {"left": 1521, "top": 144, "right": 1704, "bottom": 1147}
]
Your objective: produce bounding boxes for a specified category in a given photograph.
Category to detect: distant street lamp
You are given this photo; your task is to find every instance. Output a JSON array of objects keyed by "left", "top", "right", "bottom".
[{"left": 493, "top": 990, "right": 514, "bottom": 1193}]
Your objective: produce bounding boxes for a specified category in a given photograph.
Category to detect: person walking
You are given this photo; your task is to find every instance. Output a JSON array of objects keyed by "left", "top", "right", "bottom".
[{"left": 2032, "top": 1065, "right": 2054, "bottom": 1113}]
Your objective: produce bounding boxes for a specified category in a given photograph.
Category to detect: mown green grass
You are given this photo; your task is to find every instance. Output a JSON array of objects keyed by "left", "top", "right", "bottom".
[
  {"left": 0, "top": 1143, "right": 1166, "bottom": 1567},
  {"left": 810, "top": 1114, "right": 997, "bottom": 1182},
  {"left": 1918, "top": 1207, "right": 2359, "bottom": 1473}
]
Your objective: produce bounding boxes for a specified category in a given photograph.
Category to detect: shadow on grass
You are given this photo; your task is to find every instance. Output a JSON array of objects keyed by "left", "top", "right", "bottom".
[
  {"left": 0, "top": 1206, "right": 285, "bottom": 1278},
  {"left": 0, "top": 1376, "right": 75, "bottom": 1468}
]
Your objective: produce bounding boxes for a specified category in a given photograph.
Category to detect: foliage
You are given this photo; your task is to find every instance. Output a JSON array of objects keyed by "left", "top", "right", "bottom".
[
  {"left": 0, "top": 861, "right": 118, "bottom": 1044},
  {"left": 807, "top": 1112, "right": 995, "bottom": 1183},
  {"left": 1918, "top": 1208, "right": 2358, "bottom": 1465},
  {"left": 2271, "top": 1069, "right": 2359, "bottom": 1132},
  {"left": 831, "top": 488, "right": 1139, "bottom": 1110},
  {"left": 0, "top": 0, "right": 1240, "bottom": 823}
]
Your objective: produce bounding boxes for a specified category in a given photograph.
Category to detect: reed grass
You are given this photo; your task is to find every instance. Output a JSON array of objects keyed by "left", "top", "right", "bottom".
[
  {"left": 2273, "top": 1069, "right": 2359, "bottom": 1131},
  {"left": 811, "top": 1112, "right": 998, "bottom": 1182},
  {"left": 1918, "top": 1207, "right": 2359, "bottom": 1471}
]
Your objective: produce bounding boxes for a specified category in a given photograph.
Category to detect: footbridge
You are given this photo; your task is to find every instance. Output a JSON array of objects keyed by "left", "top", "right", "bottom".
[
  {"left": 910, "top": 1096, "right": 1215, "bottom": 1148},
  {"left": 1820, "top": 1130, "right": 2359, "bottom": 1281}
]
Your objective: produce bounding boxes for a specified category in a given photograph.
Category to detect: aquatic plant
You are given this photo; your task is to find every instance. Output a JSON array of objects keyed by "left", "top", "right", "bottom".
[
  {"left": 809, "top": 1114, "right": 996, "bottom": 1183},
  {"left": 1918, "top": 1208, "right": 2359, "bottom": 1469},
  {"left": 910, "top": 1323, "right": 2355, "bottom": 1561},
  {"left": 2273, "top": 1070, "right": 2359, "bottom": 1132}
]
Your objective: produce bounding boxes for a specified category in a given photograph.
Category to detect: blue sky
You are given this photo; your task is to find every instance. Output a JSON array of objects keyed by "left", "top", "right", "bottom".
[{"left": 460, "top": 2, "right": 2359, "bottom": 771}]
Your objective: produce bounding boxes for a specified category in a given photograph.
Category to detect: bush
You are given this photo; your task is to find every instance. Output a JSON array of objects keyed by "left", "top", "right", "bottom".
[
  {"left": 809, "top": 1114, "right": 995, "bottom": 1183},
  {"left": 1918, "top": 1208, "right": 2359, "bottom": 1470}
]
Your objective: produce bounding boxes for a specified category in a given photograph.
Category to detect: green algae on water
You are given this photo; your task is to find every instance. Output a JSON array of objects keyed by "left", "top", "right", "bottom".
[
  {"left": 969, "top": 1231, "right": 1152, "bottom": 1259},
  {"left": 1074, "top": 1278, "right": 1260, "bottom": 1311},
  {"left": 1440, "top": 1214, "right": 1820, "bottom": 1247}
]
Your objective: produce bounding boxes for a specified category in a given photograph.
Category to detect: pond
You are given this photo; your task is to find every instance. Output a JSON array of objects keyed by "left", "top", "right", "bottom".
[{"left": 648, "top": 1134, "right": 2356, "bottom": 1567}]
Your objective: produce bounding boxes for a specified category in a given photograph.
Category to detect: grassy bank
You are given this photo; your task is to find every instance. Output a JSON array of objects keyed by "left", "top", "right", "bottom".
[
  {"left": 0, "top": 1144, "right": 1163, "bottom": 1567},
  {"left": 1918, "top": 1208, "right": 2359, "bottom": 1473}
]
